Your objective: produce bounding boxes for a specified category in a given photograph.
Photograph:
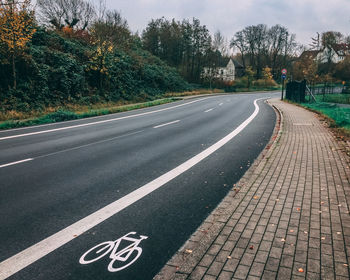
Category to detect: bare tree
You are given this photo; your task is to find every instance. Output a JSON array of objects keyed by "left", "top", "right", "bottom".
[
  {"left": 213, "top": 30, "right": 228, "bottom": 56},
  {"left": 37, "top": 0, "right": 95, "bottom": 30},
  {"left": 230, "top": 30, "right": 247, "bottom": 68},
  {"left": 268, "top": 25, "right": 288, "bottom": 76}
]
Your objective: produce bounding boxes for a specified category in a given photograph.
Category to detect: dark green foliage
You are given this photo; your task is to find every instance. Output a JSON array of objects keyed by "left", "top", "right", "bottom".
[
  {"left": 0, "top": 27, "right": 190, "bottom": 114},
  {"left": 142, "top": 18, "right": 212, "bottom": 83}
]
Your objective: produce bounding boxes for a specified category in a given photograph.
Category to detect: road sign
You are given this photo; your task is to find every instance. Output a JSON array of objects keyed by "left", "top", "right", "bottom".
[
  {"left": 281, "top": 69, "right": 287, "bottom": 75},
  {"left": 281, "top": 74, "right": 286, "bottom": 79}
]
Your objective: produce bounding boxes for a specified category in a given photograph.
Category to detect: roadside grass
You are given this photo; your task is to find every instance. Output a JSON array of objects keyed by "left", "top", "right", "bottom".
[
  {"left": 164, "top": 88, "right": 224, "bottom": 97},
  {"left": 164, "top": 86, "right": 280, "bottom": 97},
  {"left": 301, "top": 102, "right": 350, "bottom": 134},
  {"left": 314, "top": 94, "right": 350, "bottom": 104},
  {"left": 234, "top": 86, "right": 281, "bottom": 92},
  {"left": 0, "top": 98, "right": 179, "bottom": 130}
]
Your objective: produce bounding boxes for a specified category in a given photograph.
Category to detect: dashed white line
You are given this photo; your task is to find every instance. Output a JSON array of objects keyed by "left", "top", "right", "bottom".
[
  {"left": 219, "top": 103, "right": 223, "bottom": 106},
  {"left": 0, "top": 98, "right": 263, "bottom": 280},
  {"left": 0, "top": 158, "right": 34, "bottom": 168},
  {"left": 153, "top": 120, "right": 180, "bottom": 129},
  {"left": 0, "top": 98, "right": 210, "bottom": 141},
  {"left": 204, "top": 108, "right": 214, "bottom": 113}
]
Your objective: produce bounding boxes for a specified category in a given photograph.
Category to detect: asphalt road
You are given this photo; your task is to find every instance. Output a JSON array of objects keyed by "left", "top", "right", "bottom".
[{"left": 0, "top": 92, "right": 278, "bottom": 280}]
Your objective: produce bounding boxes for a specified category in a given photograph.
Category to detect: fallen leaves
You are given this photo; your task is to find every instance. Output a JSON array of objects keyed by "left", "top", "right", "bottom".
[
  {"left": 185, "top": 249, "right": 193, "bottom": 254},
  {"left": 249, "top": 245, "right": 254, "bottom": 250},
  {"left": 298, "top": 268, "right": 304, "bottom": 273}
]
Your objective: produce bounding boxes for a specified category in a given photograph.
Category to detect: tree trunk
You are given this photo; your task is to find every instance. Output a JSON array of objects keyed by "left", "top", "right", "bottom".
[{"left": 12, "top": 53, "right": 16, "bottom": 89}]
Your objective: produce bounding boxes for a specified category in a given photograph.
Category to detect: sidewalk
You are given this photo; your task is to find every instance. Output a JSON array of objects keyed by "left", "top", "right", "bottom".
[{"left": 155, "top": 98, "right": 350, "bottom": 280}]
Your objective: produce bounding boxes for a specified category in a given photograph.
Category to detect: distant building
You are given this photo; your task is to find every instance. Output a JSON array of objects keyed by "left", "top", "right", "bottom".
[
  {"left": 299, "top": 44, "right": 350, "bottom": 64},
  {"left": 202, "top": 58, "right": 244, "bottom": 82}
]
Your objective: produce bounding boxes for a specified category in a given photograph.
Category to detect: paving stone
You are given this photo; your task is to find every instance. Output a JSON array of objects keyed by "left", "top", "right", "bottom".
[
  {"left": 308, "top": 258, "right": 321, "bottom": 273},
  {"left": 223, "top": 258, "right": 239, "bottom": 272},
  {"left": 189, "top": 266, "right": 207, "bottom": 280},
  {"left": 217, "top": 270, "right": 234, "bottom": 280},
  {"left": 233, "top": 265, "right": 250, "bottom": 279},
  {"left": 265, "top": 257, "right": 280, "bottom": 272},
  {"left": 207, "top": 261, "right": 225, "bottom": 277},
  {"left": 155, "top": 99, "right": 350, "bottom": 280},
  {"left": 249, "top": 262, "right": 265, "bottom": 277},
  {"left": 277, "top": 267, "right": 292, "bottom": 279}
]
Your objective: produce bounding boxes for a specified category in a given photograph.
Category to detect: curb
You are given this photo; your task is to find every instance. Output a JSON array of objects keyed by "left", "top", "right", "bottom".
[{"left": 154, "top": 98, "right": 283, "bottom": 279}]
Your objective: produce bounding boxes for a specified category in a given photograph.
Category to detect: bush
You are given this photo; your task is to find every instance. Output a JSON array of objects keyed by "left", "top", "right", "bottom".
[
  {"left": 0, "top": 27, "right": 190, "bottom": 114},
  {"left": 252, "top": 79, "right": 277, "bottom": 87}
]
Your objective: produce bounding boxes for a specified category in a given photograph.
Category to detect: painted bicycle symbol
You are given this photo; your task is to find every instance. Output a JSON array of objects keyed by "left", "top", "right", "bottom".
[{"left": 79, "top": 232, "right": 148, "bottom": 272}]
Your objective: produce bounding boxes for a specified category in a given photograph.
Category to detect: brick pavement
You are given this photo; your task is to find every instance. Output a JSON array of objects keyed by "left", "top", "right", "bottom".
[{"left": 155, "top": 98, "right": 350, "bottom": 280}]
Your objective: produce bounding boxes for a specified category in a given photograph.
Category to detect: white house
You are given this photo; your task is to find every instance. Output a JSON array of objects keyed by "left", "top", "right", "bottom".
[
  {"left": 202, "top": 59, "right": 236, "bottom": 82},
  {"left": 300, "top": 44, "right": 350, "bottom": 64}
]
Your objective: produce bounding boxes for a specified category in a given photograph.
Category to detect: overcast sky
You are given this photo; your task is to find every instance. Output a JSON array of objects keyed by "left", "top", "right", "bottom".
[{"left": 100, "top": 0, "right": 350, "bottom": 47}]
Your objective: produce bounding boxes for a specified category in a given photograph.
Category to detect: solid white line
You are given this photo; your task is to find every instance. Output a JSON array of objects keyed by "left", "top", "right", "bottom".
[
  {"left": 153, "top": 120, "right": 180, "bottom": 129},
  {"left": 205, "top": 108, "right": 213, "bottom": 113},
  {"left": 0, "top": 98, "right": 209, "bottom": 141},
  {"left": 0, "top": 98, "right": 263, "bottom": 279},
  {"left": 0, "top": 158, "right": 33, "bottom": 169}
]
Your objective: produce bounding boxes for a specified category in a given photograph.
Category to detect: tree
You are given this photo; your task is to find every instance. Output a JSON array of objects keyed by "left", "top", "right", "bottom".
[
  {"left": 334, "top": 56, "right": 350, "bottom": 81},
  {"left": 268, "top": 25, "right": 288, "bottom": 77},
  {"left": 89, "top": 10, "right": 130, "bottom": 89},
  {"left": 142, "top": 17, "right": 211, "bottom": 82},
  {"left": 231, "top": 24, "right": 298, "bottom": 80},
  {"left": 245, "top": 66, "right": 254, "bottom": 88},
  {"left": 37, "top": 0, "right": 95, "bottom": 30},
  {"left": 213, "top": 30, "right": 228, "bottom": 56},
  {"left": 230, "top": 30, "right": 247, "bottom": 68},
  {"left": 0, "top": 0, "right": 36, "bottom": 89},
  {"left": 292, "top": 55, "right": 317, "bottom": 82}
]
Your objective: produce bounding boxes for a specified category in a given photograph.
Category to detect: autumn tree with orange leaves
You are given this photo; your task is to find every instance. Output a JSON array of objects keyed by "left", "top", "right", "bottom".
[{"left": 0, "top": 0, "right": 36, "bottom": 89}]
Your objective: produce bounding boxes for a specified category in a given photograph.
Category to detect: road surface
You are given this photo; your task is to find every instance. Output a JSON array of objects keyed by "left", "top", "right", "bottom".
[{"left": 0, "top": 92, "right": 278, "bottom": 279}]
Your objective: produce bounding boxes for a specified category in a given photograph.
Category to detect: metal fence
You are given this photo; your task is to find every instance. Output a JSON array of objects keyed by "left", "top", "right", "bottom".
[{"left": 286, "top": 80, "right": 306, "bottom": 103}]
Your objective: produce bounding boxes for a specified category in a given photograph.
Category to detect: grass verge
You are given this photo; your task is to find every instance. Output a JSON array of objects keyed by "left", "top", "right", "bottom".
[
  {"left": 301, "top": 102, "right": 350, "bottom": 136},
  {"left": 0, "top": 98, "right": 179, "bottom": 130},
  {"left": 314, "top": 94, "right": 350, "bottom": 104}
]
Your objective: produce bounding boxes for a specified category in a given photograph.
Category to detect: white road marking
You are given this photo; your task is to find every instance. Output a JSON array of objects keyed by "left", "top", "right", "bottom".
[
  {"left": 153, "top": 120, "right": 180, "bottom": 129},
  {"left": 0, "top": 158, "right": 33, "bottom": 169},
  {"left": 204, "top": 108, "right": 213, "bottom": 113},
  {"left": 219, "top": 103, "right": 223, "bottom": 106},
  {"left": 0, "top": 98, "right": 209, "bottom": 141},
  {"left": 0, "top": 98, "right": 263, "bottom": 279}
]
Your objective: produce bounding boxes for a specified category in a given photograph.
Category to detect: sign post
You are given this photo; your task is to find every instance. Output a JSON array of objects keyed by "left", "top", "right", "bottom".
[{"left": 281, "top": 69, "right": 287, "bottom": 100}]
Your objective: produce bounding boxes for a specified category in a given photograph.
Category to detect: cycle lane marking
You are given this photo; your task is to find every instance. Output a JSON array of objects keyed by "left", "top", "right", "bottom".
[
  {"left": 0, "top": 98, "right": 263, "bottom": 279},
  {"left": 0, "top": 97, "right": 210, "bottom": 141},
  {"left": 79, "top": 232, "right": 148, "bottom": 272}
]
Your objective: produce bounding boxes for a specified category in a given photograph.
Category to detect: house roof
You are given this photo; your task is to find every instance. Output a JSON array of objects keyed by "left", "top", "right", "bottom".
[
  {"left": 332, "top": 43, "right": 350, "bottom": 56},
  {"left": 300, "top": 44, "right": 350, "bottom": 60},
  {"left": 299, "top": 50, "right": 320, "bottom": 60},
  {"left": 215, "top": 58, "right": 244, "bottom": 68}
]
